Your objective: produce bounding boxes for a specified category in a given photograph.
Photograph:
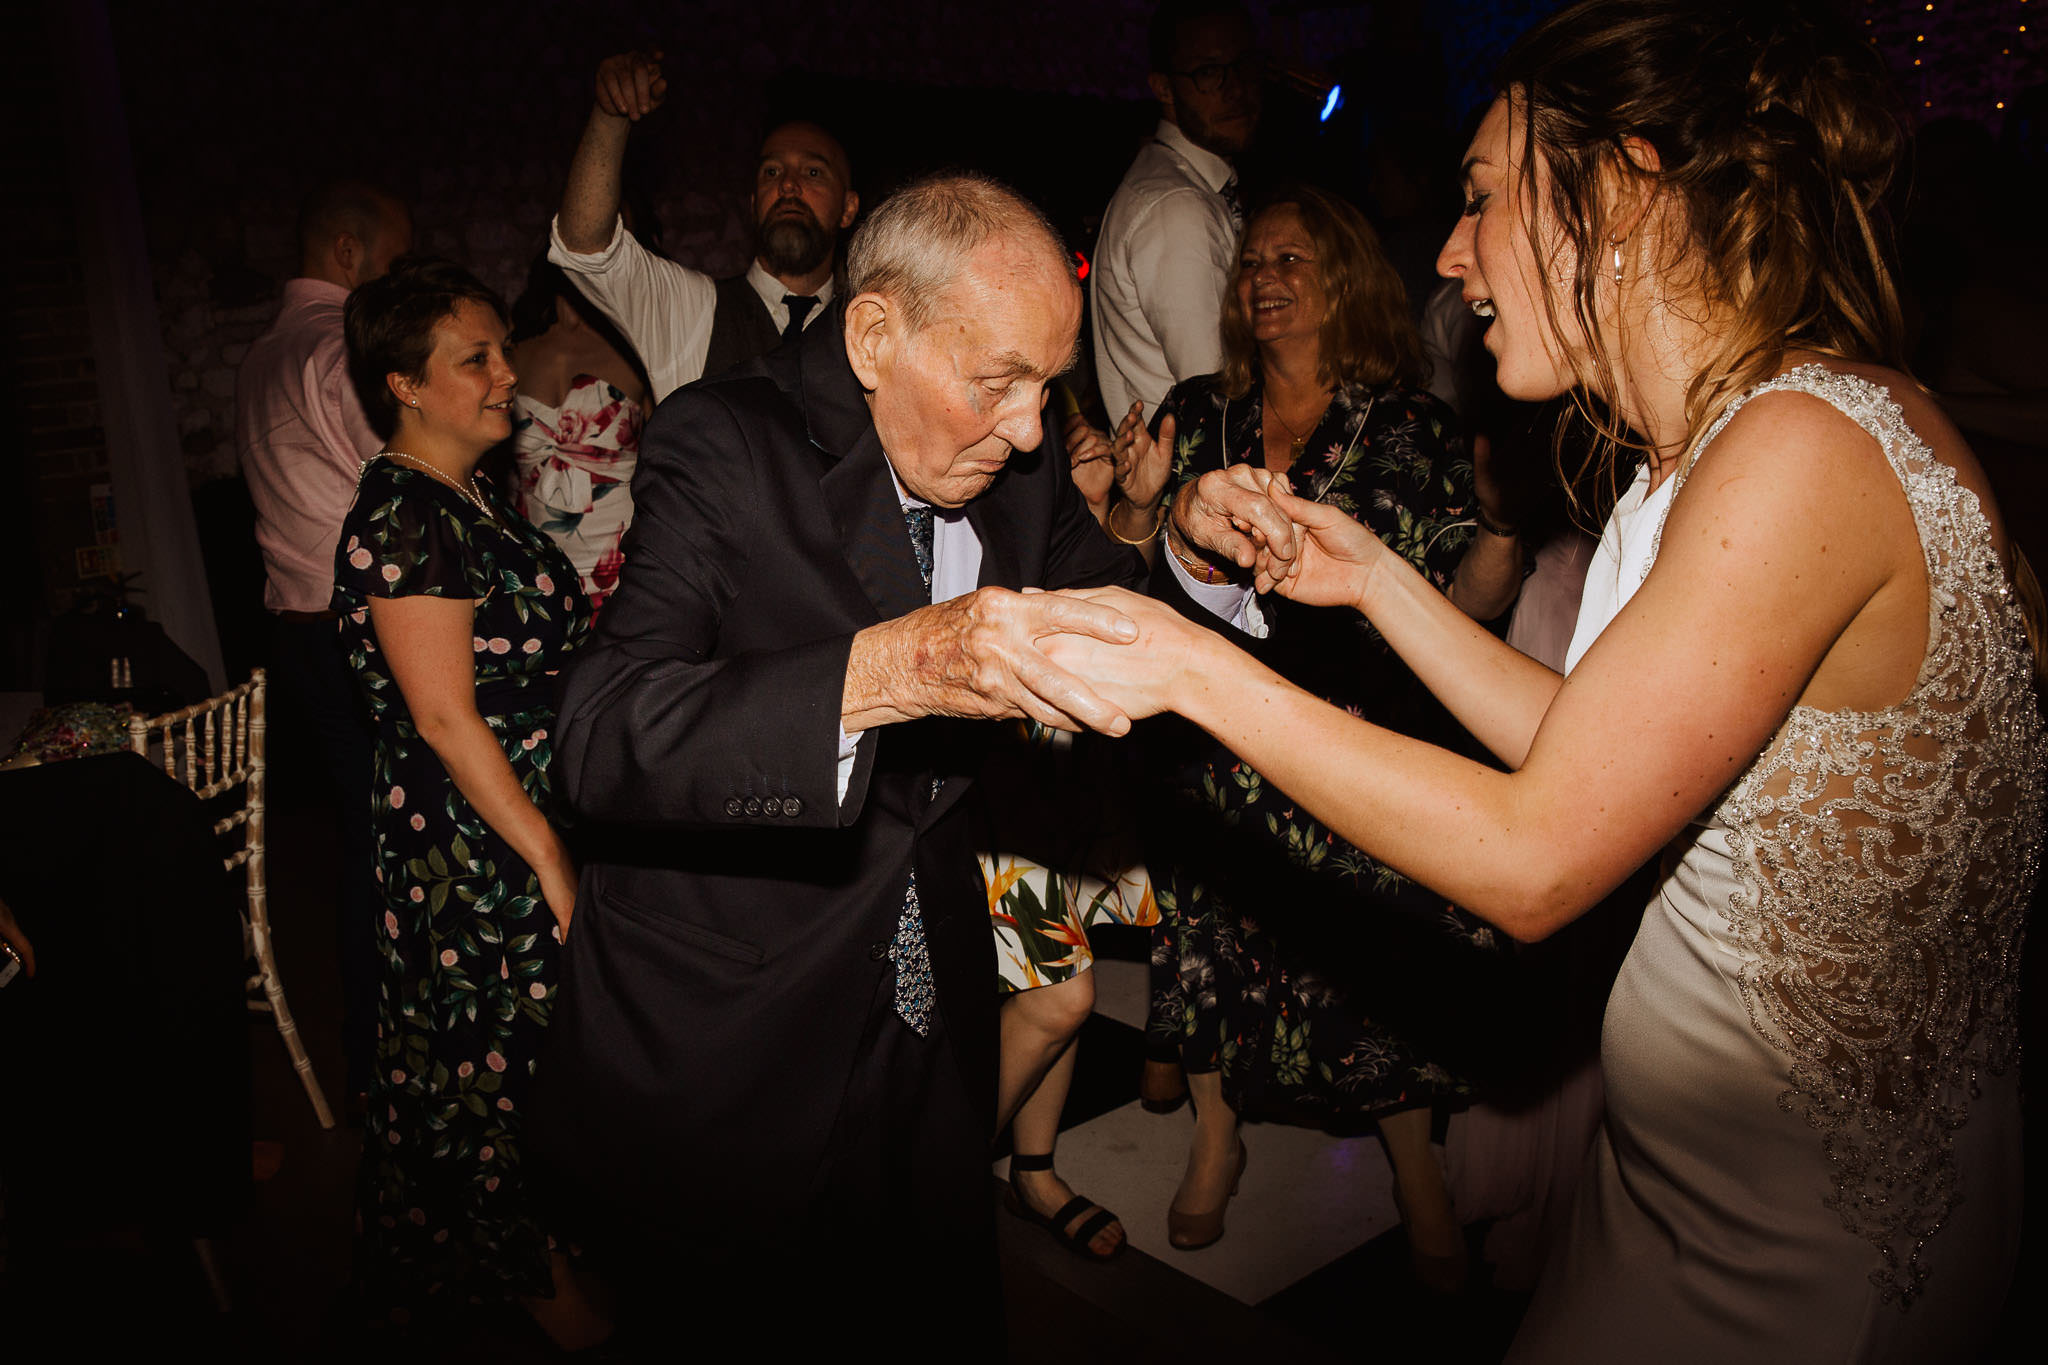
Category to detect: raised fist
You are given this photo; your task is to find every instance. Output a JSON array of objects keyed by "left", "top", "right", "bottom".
[{"left": 595, "top": 51, "right": 666, "bottom": 122}]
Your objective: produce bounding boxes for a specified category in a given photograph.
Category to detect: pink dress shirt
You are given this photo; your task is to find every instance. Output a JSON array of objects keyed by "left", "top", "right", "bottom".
[{"left": 236, "top": 278, "right": 381, "bottom": 612}]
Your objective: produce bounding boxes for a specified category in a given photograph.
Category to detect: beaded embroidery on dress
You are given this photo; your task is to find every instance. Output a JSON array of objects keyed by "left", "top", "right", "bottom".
[{"left": 1663, "top": 365, "right": 2044, "bottom": 1306}]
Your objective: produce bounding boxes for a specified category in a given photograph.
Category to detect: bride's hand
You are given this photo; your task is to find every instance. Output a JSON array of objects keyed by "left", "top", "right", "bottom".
[
  {"left": 1036, "top": 585, "right": 1206, "bottom": 722},
  {"left": 1256, "top": 483, "right": 1393, "bottom": 611}
]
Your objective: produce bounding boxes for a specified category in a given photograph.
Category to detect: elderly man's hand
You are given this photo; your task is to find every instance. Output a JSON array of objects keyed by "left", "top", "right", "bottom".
[
  {"left": 1164, "top": 464, "right": 1298, "bottom": 583},
  {"left": 595, "top": 51, "right": 667, "bottom": 121},
  {"left": 843, "top": 587, "right": 1140, "bottom": 736}
]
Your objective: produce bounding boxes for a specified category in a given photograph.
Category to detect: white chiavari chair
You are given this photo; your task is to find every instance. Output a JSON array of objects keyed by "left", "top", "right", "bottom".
[{"left": 129, "top": 668, "right": 335, "bottom": 1130}]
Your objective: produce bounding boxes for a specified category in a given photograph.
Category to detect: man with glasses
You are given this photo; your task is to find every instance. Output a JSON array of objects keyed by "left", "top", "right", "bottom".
[{"left": 1091, "top": 0, "right": 1262, "bottom": 426}]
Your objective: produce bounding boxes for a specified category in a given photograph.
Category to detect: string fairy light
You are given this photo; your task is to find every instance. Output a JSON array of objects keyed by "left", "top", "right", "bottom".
[{"left": 1864, "top": 0, "right": 2043, "bottom": 124}]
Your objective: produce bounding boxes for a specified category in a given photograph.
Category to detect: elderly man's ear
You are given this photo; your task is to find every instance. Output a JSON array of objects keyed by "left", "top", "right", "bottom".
[{"left": 844, "top": 294, "right": 893, "bottom": 392}]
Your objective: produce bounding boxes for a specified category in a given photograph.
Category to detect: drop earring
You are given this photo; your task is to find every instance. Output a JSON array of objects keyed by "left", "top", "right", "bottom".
[{"left": 1612, "top": 243, "right": 1624, "bottom": 286}]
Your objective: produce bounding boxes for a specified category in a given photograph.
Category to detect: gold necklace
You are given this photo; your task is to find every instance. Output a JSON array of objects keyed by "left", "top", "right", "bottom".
[
  {"left": 1265, "top": 390, "right": 1334, "bottom": 457},
  {"left": 381, "top": 451, "right": 494, "bottom": 521}
]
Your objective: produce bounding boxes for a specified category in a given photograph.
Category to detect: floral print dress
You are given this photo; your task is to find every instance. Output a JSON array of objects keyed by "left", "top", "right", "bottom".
[
  {"left": 511, "top": 375, "right": 643, "bottom": 615},
  {"left": 1146, "top": 375, "right": 1504, "bottom": 1122},
  {"left": 332, "top": 458, "right": 591, "bottom": 1318}
]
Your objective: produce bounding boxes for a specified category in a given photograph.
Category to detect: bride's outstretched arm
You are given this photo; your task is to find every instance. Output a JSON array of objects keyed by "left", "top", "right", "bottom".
[
  {"left": 1052, "top": 394, "right": 1919, "bottom": 941},
  {"left": 1258, "top": 482, "right": 1563, "bottom": 768}
]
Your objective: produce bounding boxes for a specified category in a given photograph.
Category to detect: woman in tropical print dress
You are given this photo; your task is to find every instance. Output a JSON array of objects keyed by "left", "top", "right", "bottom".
[
  {"left": 1088, "top": 188, "right": 1524, "bottom": 1274},
  {"left": 334, "top": 257, "right": 603, "bottom": 1346}
]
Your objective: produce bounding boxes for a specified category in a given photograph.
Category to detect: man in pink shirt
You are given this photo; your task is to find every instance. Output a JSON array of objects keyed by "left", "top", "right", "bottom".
[{"left": 236, "top": 179, "right": 411, "bottom": 1102}]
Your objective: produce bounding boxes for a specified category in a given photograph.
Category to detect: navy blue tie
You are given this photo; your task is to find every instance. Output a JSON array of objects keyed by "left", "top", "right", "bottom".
[{"left": 781, "top": 293, "right": 819, "bottom": 342}]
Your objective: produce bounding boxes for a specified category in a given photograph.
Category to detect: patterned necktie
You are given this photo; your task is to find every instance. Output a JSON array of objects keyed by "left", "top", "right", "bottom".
[
  {"left": 902, "top": 504, "right": 935, "bottom": 591},
  {"left": 889, "top": 503, "right": 938, "bottom": 1035},
  {"left": 781, "top": 293, "right": 819, "bottom": 342},
  {"left": 1221, "top": 174, "right": 1244, "bottom": 232}
]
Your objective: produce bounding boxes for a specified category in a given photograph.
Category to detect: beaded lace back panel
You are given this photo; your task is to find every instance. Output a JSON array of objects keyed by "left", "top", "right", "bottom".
[{"left": 1665, "top": 366, "right": 2044, "bottom": 1307}]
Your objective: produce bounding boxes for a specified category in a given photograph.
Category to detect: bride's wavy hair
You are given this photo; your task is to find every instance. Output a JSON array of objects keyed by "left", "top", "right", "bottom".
[{"left": 1497, "top": 0, "right": 1907, "bottom": 511}]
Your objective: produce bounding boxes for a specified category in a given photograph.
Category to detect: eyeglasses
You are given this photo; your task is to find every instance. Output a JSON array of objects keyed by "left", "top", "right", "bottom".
[{"left": 1172, "top": 54, "right": 1262, "bottom": 94}]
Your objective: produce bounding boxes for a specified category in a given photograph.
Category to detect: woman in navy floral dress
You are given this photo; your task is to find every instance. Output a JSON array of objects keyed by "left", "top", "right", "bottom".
[
  {"left": 1087, "top": 188, "right": 1523, "bottom": 1275},
  {"left": 334, "top": 258, "right": 600, "bottom": 1343}
]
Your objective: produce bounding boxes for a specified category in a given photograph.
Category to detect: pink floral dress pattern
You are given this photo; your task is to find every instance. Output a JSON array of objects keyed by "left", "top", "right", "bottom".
[
  {"left": 512, "top": 376, "right": 642, "bottom": 615},
  {"left": 332, "top": 458, "right": 591, "bottom": 1318}
]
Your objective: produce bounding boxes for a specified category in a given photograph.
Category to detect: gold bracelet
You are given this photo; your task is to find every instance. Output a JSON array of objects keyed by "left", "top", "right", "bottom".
[{"left": 1106, "top": 498, "right": 1165, "bottom": 546}]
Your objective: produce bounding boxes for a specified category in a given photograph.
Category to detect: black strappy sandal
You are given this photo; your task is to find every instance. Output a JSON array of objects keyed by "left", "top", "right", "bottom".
[{"left": 1003, "top": 1152, "right": 1126, "bottom": 1261}]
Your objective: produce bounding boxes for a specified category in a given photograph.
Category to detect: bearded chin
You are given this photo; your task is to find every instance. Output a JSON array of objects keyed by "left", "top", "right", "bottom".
[{"left": 757, "top": 215, "right": 834, "bottom": 276}]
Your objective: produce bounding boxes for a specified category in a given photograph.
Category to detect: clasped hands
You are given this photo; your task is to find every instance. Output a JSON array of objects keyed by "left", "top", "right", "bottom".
[
  {"left": 845, "top": 469, "right": 1387, "bottom": 735},
  {"left": 1163, "top": 463, "right": 1388, "bottom": 605},
  {"left": 1038, "top": 467, "right": 1392, "bottom": 722}
]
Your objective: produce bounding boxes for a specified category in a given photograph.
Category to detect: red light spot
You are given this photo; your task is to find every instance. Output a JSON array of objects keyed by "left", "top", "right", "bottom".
[{"left": 1073, "top": 250, "right": 1090, "bottom": 282}]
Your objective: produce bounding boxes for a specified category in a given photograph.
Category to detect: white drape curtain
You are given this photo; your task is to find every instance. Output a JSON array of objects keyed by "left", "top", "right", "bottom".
[{"left": 60, "top": 0, "right": 225, "bottom": 693}]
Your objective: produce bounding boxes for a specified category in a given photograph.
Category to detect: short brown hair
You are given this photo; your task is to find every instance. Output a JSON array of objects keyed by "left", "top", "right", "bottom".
[
  {"left": 343, "top": 255, "right": 507, "bottom": 439},
  {"left": 1218, "top": 186, "right": 1429, "bottom": 400}
]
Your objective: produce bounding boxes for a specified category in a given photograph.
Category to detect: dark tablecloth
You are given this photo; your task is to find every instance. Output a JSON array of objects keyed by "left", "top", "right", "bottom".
[{"left": 0, "top": 751, "right": 251, "bottom": 1236}]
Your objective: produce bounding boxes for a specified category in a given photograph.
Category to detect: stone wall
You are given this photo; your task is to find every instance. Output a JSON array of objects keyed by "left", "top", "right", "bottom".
[
  {"left": 114, "top": 0, "right": 1171, "bottom": 484},
  {"left": 110, "top": 0, "right": 1404, "bottom": 484}
]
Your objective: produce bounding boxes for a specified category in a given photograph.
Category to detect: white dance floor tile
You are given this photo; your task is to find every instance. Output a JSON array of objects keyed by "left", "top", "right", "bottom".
[{"left": 1000, "top": 1096, "right": 1403, "bottom": 1305}]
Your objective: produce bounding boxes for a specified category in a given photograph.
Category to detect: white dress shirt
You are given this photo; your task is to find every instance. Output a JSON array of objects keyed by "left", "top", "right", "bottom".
[
  {"left": 547, "top": 215, "right": 835, "bottom": 404},
  {"left": 1091, "top": 120, "right": 1240, "bottom": 424}
]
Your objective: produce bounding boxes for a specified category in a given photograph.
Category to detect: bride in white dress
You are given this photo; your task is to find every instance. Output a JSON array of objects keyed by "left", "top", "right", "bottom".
[{"left": 1039, "top": 1, "right": 2043, "bottom": 1359}]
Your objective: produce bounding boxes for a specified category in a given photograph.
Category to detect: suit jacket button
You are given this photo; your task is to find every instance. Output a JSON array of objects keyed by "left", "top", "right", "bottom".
[
  {"left": 868, "top": 941, "right": 889, "bottom": 961},
  {"left": 782, "top": 796, "right": 803, "bottom": 817},
  {"left": 724, "top": 797, "right": 744, "bottom": 817},
  {"left": 743, "top": 797, "right": 762, "bottom": 816},
  {"left": 761, "top": 797, "right": 782, "bottom": 816}
]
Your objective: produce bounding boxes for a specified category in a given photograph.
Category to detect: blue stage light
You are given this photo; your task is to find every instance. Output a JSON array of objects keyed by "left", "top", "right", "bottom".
[{"left": 1319, "top": 84, "right": 1343, "bottom": 122}]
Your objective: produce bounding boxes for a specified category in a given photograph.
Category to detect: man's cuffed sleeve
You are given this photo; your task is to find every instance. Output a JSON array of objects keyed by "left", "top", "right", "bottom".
[
  {"left": 834, "top": 723, "right": 865, "bottom": 808},
  {"left": 1164, "top": 550, "right": 1263, "bottom": 635}
]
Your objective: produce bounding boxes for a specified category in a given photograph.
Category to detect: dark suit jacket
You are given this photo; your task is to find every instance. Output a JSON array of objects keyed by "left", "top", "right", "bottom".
[{"left": 534, "top": 303, "right": 1141, "bottom": 1232}]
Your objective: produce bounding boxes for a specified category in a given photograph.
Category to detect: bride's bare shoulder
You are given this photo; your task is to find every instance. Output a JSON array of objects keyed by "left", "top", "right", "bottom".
[{"left": 1775, "top": 359, "right": 2010, "bottom": 560}]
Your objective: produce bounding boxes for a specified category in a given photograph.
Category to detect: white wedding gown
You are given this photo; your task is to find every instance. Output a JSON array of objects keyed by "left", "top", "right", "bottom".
[{"left": 1509, "top": 367, "right": 2041, "bottom": 1363}]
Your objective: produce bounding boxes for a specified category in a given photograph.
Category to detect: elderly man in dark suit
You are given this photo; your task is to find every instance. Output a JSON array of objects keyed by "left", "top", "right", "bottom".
[{"left": 532, "top": 173, "right": 1146, "bottom": 1345}]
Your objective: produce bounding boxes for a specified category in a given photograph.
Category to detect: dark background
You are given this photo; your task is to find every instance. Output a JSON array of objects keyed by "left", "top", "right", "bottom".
[{"left": 0, "top": 0, "right": 2042, "bottom": 677}]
